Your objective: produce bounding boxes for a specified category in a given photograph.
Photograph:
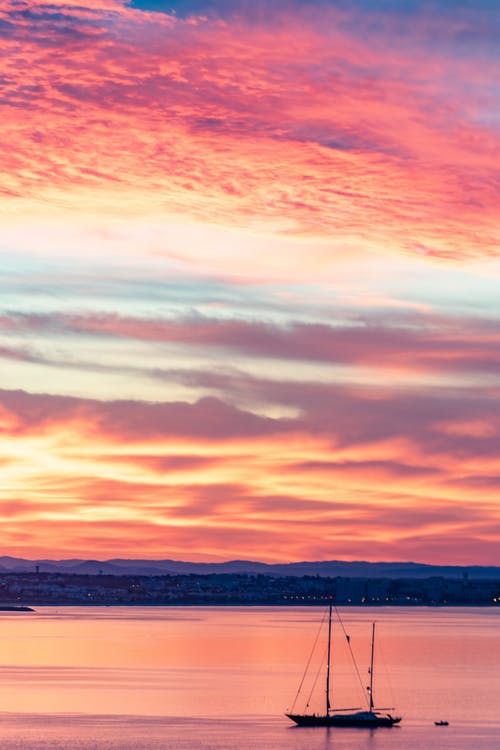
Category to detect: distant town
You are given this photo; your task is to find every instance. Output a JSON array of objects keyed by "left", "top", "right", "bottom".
[{"left": 1, "top": 571, "right": 499, "bottom": 607}]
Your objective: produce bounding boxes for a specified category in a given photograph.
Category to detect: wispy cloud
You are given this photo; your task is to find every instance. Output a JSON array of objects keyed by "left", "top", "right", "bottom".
[
  {"left": 1, "top": 0, "right": 499, "bottom": 266},
  {"left": 3, "top": 310, "right": 500, "bottom": 379}
]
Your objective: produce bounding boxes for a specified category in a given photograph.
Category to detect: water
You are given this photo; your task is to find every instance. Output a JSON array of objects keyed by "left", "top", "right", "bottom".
[{"left": 0, "top": 606, "right": 498, "bottom": 748}]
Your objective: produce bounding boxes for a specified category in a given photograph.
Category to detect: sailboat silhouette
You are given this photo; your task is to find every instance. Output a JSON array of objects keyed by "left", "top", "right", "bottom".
[{"left": 286, "top": 604, "right": 401, "bottom": 728}]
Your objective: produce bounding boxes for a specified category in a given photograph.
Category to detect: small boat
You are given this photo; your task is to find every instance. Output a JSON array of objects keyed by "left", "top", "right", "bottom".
[
  {"left": 286, "top": 604, "right": 401, "bottom": 728},
  {"left": 435, "top": 720, "right": 449, "bottom": 726}
]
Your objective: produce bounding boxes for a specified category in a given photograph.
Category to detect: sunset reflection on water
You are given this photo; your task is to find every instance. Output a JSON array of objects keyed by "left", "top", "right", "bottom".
[{"left": 0, "top": 606, "right": 499, "bottom": 736}]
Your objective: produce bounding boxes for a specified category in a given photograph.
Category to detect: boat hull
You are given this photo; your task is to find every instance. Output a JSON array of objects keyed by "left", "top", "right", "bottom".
[{"left": 286, "top": 712, "right": 401, "bottom": 728}]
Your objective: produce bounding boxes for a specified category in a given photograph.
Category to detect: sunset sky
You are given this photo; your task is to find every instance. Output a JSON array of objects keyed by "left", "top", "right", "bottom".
[{"left": 1, "top": 0, "right": 499, "bottom": 564}]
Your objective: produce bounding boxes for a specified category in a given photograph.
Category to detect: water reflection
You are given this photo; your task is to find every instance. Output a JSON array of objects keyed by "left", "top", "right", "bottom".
[{"left": 0, "top": 606, "right": 498, "bottom": 749}]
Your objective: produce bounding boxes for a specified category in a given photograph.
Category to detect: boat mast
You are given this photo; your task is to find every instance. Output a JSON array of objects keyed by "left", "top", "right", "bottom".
[
  {"left": 368, "top": 622, "right": 375, "bottom": 711},
  {"left": 326, "top": 602, "right": 332, "bottom": 715}
]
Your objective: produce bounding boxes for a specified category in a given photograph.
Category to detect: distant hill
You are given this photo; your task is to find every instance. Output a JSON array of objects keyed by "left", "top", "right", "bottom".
[{"left": 0, "top": 556, "right": 499, "bottom": 579}]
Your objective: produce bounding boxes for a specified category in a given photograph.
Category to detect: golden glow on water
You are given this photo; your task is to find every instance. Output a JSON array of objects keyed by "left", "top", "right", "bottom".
[{"left": 0, "top": 606, "right": 499, "bottom": 728}]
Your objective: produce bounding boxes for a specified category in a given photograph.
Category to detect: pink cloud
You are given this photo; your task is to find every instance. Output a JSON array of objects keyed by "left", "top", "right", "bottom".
[
  {"left": 4, "top": 310, "right": 500, "bottom": 378},
  {"left": 1, "top": 0, "right": 498, "bottom": 261}
]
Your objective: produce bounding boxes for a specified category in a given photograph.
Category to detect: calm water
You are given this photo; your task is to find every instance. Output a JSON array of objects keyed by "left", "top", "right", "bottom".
[{"left": 0, "top": 606, "right": 499, "bottom": 749}]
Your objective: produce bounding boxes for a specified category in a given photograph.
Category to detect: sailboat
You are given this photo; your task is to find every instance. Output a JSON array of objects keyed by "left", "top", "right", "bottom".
[{"left": 286, "top": 604, "right": 402, "bottom": 728}]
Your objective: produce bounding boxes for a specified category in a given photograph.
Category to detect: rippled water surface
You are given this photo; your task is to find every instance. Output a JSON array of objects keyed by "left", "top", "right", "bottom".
[{"left": 0, "top": 606, "right": 498, "bottom": 749}]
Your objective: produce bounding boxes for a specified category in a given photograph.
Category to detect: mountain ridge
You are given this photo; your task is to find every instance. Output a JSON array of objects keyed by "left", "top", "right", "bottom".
[{"left": 1, "top": 556, "right": 499, "bottom": 579}]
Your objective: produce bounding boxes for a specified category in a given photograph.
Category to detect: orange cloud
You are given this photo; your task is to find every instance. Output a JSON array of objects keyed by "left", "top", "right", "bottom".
[{"left": 1, "top": 387, "right": 499, "bottom": 563}]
